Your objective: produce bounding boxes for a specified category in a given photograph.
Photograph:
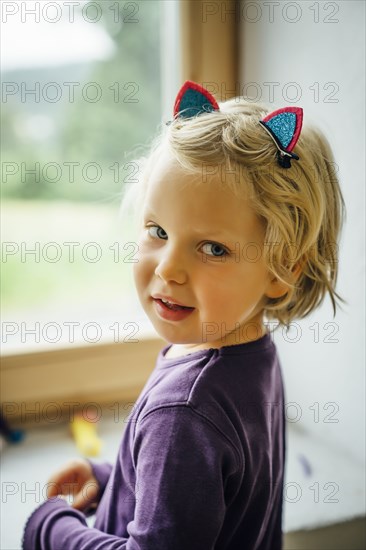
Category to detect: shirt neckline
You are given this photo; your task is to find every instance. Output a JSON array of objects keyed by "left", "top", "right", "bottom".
[{"left": 159, "top": 332, "right": 273, "bottom": 365}]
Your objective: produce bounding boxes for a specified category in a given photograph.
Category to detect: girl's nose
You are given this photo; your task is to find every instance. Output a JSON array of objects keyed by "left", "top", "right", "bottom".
[{"left": 154, "top": 247, "right": 187, "bottom": 284}]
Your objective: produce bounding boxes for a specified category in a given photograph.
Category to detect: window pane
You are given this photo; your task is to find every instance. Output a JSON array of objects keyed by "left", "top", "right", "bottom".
[{"left": 1, "top": 0, "right": 164, "bottom": 353}]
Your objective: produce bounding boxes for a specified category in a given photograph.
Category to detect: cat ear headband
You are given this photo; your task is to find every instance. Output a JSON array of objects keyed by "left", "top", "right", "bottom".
[{"left": 167, "top": 80, "right": 303, "bottom": 169}]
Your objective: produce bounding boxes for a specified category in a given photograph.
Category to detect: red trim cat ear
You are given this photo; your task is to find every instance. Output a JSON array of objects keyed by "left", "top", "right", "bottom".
[
  {"left": 173, "top": 80, "right": 219, "bottom": 119},
  {"left": 259, "top": 107, "right": 303, "bottom": 168}
]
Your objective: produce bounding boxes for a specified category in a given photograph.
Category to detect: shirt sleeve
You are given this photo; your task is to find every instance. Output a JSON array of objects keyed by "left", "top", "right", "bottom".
[
  {"left": 22, "top": 497, "right": 129, "bottom": 550},
  {"left": 22, "top": 405, "right": 238, "bottom": 549},
  {"left": 85, "top": 460, "right": 113, "bottom": 502},
  {"left": 127, "top": 405, "right": 239, "bottom": 548}
]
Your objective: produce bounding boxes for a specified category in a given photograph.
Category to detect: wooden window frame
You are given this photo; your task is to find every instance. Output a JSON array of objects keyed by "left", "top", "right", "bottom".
[{"left": 180, "top": 0, "right": 239, "bottom": 99}]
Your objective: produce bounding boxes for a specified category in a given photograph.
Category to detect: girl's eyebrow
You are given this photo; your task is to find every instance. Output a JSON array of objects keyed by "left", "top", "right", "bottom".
[
  {"left": 143, "top": 209, "right": 158, "bottom": 219},
  {"left": 200, "top": 232, "right": 239, "bottom": 243},
  {"left": 143, "top": 210, "right": 241, "bottom": 241}
]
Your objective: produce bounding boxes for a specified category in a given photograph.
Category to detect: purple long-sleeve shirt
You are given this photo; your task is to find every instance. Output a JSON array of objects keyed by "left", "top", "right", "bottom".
[{"left": 22, "top": 332, "right": 286, "bottom": 549}]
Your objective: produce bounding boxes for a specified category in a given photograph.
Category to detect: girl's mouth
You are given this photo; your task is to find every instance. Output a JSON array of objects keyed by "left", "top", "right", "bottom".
[
  {"left": 159, "top": 299, "right": 192, "bottom": 311},
  {"left": 153, "top": 298, "right": 195, "bottom": 321}
]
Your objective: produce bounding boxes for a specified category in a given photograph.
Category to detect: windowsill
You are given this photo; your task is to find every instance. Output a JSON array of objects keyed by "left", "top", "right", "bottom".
[
  {"left": 1, "top": 325, "right": 167, "bottom": 427},
  {"left": 1, "top": 308, "right": 156, "bottom": 357}
]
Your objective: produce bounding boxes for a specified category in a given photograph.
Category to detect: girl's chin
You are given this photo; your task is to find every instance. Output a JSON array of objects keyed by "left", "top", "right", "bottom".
[{"left": 147, "top": 320, "right": 199, "bottom": 346}]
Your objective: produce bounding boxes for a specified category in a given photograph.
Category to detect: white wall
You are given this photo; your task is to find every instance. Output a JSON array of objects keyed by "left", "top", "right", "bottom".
[{"left": 239, "top": 0, "right": 365, "bottom": 463}]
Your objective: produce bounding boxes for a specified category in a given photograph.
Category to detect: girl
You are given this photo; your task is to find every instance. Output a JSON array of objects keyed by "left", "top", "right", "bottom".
[{"left": 23, "top": 81, "right": 346, "bottom": 549}]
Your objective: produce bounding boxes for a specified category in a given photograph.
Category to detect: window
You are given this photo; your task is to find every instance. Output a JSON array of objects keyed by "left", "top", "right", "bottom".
[{"left": 1, "top": 0, "right": 166, "bottom": 354}]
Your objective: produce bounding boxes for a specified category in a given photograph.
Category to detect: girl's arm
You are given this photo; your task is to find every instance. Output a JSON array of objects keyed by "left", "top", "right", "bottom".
[
  {"left": 23, "top": 406, "right": 239, "bottom": 549},
  {"left": 84, "top": 460, "right": 113, "bottom": 512}
]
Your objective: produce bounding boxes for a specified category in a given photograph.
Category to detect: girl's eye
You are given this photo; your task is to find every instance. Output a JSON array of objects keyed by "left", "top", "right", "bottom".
[
  {"left": 201, "top": 243, "right": 228, "bottom": 257},
  {"left": 147, "top": 225, "right": 167, "bottom": 240},
  {"left": 146, "top": 227, "right": 227, "bottom": 257}
]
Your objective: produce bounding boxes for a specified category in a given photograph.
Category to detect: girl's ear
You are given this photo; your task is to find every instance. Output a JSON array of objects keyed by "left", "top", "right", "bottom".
[{"left": 265, "top": 262, "right": 303, "bottom": 299}]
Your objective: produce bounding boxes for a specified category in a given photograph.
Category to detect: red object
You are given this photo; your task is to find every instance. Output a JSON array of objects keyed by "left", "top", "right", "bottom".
[
  {"left": 261, "top": 107, "right": 303, "bottom": 152},
  {"left": 153, "top": 298, "right": 195, "bottom": 321},
  {"left": 173, "top": 80, "right": 220, "bottom": 118}
]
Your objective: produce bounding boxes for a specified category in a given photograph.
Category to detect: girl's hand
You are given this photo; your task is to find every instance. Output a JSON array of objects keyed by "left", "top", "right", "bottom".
[{"left": 45, "top": 458, "right": 100, "bottom": 513}]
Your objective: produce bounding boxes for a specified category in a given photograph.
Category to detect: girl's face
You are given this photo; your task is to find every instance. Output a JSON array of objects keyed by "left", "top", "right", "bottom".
[{"left": 133, "top": 149, "right": 278, "bottom": 351}]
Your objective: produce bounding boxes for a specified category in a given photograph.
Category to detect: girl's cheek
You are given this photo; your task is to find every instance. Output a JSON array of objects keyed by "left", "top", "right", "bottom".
[
  {"left": 133, "top": 247, "right": 156, "bottom": 280},
  {"left": 132, "top": 261, "right": 140, "bottom": 283},
  {"left": 137, "top": 235, "right": 153, "bottom": 253},
  {"left": 135, "top": 238, "right": 150, "bottom": 259}
]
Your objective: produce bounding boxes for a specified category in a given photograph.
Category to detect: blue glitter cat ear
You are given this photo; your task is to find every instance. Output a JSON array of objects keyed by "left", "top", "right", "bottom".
[
  {"left": 172, "top": 80, "right": 220, "bottom": 120},
  {"left": 259, "top": 107, "right": 303, "bottom": 168}
]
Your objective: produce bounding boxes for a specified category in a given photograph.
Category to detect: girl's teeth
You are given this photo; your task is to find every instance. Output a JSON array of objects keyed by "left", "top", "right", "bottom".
[
  {"left": 161, "top": 299, "right": 182, "bottom": 310},
  {"left": 158, "top": 298, "right": 193, "bottom": 310},
  {"left": 164, "top": 301, "right": 176, "bottom": 309}
]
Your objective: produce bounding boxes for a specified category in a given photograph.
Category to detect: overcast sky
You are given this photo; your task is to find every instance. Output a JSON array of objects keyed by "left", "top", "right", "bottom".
[{"left": 1, "top": 0, "right": 116, "bottom": 71}]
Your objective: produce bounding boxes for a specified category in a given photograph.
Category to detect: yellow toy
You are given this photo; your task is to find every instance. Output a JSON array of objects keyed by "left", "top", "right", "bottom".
[{"left": 70, "top": 411, "right": 102, "bottom": 457}]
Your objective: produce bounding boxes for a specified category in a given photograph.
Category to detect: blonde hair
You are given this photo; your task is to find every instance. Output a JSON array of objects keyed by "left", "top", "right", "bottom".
[{"left": 120, "top": 98, "right": 347, "bottom": 330}]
